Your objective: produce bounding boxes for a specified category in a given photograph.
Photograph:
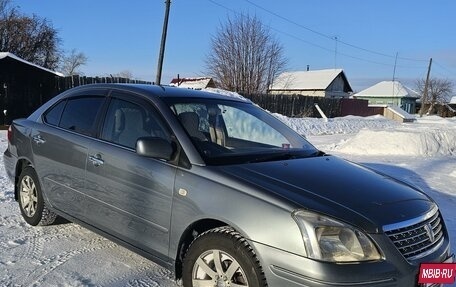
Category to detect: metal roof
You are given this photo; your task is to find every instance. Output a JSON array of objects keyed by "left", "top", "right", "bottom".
[
  {"left": 0, "top": 52, "right": 64, "bottom": 77},
  {"left": 270, "top": 69, "right": 351, "bottom": 91},
  {"left": 355, "top": 81, "right": 419, "bottom": 98}
]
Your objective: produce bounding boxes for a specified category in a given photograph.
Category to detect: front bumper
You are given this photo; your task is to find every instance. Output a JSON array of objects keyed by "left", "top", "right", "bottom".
[{"left": 249, "top": 235, "right": 452, "bottom": 287}]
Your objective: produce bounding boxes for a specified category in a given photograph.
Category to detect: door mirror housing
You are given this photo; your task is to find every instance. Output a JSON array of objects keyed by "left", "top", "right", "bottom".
[{"left": 136, "top": 137, "right": 175, "bottom": 161}]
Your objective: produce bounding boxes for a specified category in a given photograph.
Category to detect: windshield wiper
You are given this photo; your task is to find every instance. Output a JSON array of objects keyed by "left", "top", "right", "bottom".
[
  {"left": 248, "top": 152, "right": 299, "bottom": 163},
  {"left": 248, "top": 150, "right": 325, "bottom": 163}
]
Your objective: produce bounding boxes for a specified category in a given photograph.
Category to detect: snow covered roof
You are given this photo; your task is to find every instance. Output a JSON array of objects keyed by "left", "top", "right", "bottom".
[
  {"left": 0, "top": 52, "right": 64, "bottom": 77},
  {"left": 170, "top": 77, "right": 215, "bottom": 90},
  {"left": 450, "top": 96, "right": 456, "bottom": 104},
  {"left": 270, "top": 69, "right": 352, "bottom": 91},
  {"left": 355, "top": 81, "right": 419, "bottom": 98}
]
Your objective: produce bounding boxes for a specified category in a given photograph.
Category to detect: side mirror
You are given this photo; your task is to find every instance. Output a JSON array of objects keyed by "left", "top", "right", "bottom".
[{"left": 136, "top": 137, "right": 175, "bottom": 161}]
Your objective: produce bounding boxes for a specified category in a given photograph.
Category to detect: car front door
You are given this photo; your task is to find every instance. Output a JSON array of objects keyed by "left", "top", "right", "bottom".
[{"left": 84, "top": 92, "right": 177, "bottom": 261}]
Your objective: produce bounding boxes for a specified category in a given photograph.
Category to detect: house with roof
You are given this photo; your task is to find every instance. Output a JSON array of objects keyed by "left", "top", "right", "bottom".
[
  {"left": 268, "top": 69, "right": 353, "bottom": 98},
  {"left": 447, "top": 96, "right": 456, "bottom": 112},
  {"left": 450, "top": 96, "right": 456, "bottom": 105},
  {"left": 354, "top": 81, "right": 419, "bottom": 114},
  {"left": 0, "top": 52, "right": 64, "bottom": 124},
  {"left": 170, "top": 77, "right": 216, "bottom": 90}
]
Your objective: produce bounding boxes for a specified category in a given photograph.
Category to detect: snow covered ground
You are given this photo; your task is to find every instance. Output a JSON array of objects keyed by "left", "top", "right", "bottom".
[{"left": 0, "top": 115, "right": 455, "bottom": 286}]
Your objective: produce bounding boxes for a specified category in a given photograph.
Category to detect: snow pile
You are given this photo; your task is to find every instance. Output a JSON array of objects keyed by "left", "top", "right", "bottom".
[
  {"left": 274, "top": 113, "right": 456, "bottom": 157},
  {"left": 416, "top": 115, "right": 456, "bottom": 125},
  {"left": 274, "top": 114, "right": 398, "bottom": 136},
  {"left": 333, "top": 116, "right": 456, "bottom": 156},
  {"left": 336, "top": 127, "right": 456, "bottom": 156}
]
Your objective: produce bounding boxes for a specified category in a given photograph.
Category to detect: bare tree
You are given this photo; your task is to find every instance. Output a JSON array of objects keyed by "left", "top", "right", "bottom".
[
  {"left": 61, "top": 49, "right": 88, "bottom": 76},
  {"left": 416, "top": 78, "right": 453, "bottom": 115},
  {"left": 0, "top": 0, "right": 61, "bottom": 69},
  {"left": 206, "top": 14, "right": 287, "bottom": 94},
  {"left": 112, "top": 70, "right": 134, "bottom": 79}
]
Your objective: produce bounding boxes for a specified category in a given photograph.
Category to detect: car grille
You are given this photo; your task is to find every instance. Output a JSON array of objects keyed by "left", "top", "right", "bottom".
[{"left": 385, "top": 208, "right": 444, "bottom": 261}]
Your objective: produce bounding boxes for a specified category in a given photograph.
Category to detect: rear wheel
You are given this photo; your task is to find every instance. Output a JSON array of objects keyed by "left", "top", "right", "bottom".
[
  {"left": 182, "top": 227, "right": 267, "bottom": 287},
  {"left": 18, "top": 167, "right": 57, "bottom": 226}
]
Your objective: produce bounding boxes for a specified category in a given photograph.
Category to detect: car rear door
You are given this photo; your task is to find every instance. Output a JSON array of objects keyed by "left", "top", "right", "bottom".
[
  {"left": 31, "top": 90, "right": 106, "bottom": 219},
  {"left": 84, "top": 91, "right": 177, "bottom": 260}
]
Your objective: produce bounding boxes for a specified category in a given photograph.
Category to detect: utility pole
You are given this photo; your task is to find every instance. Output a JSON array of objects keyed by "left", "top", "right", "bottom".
[
  {"left": 334, "top": 36, "right": 338, "bottom": 69},
  {"left": 156, "top": 0, "right": 171, "bottom": 85},
  {"left": 392, "top": 52, "right": 398, "bottom": 82},
  {"left": 420, "top": 58, "right": 433, "bottom": 116},
  {"left": 392, "top": 52, "right": 398, "bottom": 98}
]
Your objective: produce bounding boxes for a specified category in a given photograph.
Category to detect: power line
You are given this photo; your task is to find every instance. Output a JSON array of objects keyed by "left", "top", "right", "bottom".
[
  {"left": 434, "top": 60, "right": 456, "bottom": 77},
  {"left": 243, "top": 0, "right": 429, "bottom": 63},
  {"left": 207, "top": 0, "right": 452, "bottom": 74}
]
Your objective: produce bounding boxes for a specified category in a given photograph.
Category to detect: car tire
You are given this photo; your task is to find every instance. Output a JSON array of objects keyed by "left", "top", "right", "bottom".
[
  {"left": 182, "top": 226, "right": 267, "bottom": 287},
  {"left": 18, "top": 167, "right": 57, "bottom": 226}
]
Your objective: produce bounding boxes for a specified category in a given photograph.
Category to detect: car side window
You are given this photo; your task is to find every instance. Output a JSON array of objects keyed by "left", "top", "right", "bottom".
[
  {"left": 101, "top": 98, "right": 170, "bottom": 149},
  {"left": 59, "top": 97, "right": 104, "bottom": 136},
  {"left": 43, "top": 100, "right": 66, "bottom": 126}
]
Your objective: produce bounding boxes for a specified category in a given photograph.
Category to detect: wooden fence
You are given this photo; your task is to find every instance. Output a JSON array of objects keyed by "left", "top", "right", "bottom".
[
  {"left": 54, "top": 75, "right": 151, "bottom": 94},
  {"left": 2, "top": 75, "right": 151, "bottom": 124},
  {"left": 243, "top": 94, "right": 376, "bottom": 118}
]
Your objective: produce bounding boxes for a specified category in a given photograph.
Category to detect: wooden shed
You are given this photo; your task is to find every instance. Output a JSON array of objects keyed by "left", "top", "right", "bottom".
[{"left": 0, "top": 52, "right": 63, "bottom": 124}]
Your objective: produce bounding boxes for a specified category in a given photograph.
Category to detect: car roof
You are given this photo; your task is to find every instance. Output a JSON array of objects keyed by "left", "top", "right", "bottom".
[{"left": 67, "top": 83, "right": 250, "bottom": 103}]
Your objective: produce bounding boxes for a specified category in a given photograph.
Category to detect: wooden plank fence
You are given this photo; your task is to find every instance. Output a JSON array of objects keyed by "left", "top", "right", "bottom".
[
  {"left": 2, "top": 75, "right": 152, "bottom": 124},
  {"left": 244, "top": 93, "right": 342, "bottom": 118},
  {"left": 54, "top": 75, "right": 151, "bottom": 94}
]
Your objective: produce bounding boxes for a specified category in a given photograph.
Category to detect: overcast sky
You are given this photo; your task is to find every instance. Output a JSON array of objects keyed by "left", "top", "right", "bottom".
[{"left": 12, "top": 0, "right": 456, "bottom": 91}]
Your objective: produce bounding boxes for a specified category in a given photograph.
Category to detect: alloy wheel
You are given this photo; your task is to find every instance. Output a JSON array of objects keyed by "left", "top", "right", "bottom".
[
  {"left": 192, "top": 249, "right": 248, "bottom": 287},
  {"left": 20, "top": 175, "right": 38, "bottom": 217}
]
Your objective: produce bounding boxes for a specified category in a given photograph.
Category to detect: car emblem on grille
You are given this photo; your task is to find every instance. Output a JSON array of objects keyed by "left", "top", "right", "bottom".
[{"left": 424, "top": 223, "right": 435, "bottom": 243}]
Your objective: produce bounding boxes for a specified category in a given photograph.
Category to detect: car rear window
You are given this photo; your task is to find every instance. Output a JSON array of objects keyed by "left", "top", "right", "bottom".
[
  {"left": 43, "top": 100, "right": 66, "bottom": 126},
  {"left": 59, "top": 97, "right": 104, "bottom": 136}
]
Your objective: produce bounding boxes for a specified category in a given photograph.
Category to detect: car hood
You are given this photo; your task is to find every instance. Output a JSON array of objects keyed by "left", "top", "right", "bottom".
[{"left": 218, "top": 155, "right": 434, "bottom": 233}]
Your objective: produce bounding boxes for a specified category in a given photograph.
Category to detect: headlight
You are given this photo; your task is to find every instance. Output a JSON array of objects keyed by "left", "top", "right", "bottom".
[{"left": 292, "top": 210, "right": 382, "bottom": 262}]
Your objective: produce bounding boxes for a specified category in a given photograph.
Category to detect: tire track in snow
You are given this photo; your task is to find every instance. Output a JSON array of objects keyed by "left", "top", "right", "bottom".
[
  {"left": 97, "top": 242, "right": 176, "bottom": 287},
  {"left": 11, "top": 236, "right": 118, "bottom": 286}
]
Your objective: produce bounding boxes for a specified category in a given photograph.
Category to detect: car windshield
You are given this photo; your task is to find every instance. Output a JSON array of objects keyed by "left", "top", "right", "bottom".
[{"left": 167, "top": 98, "right": 319, "bottom": 165}]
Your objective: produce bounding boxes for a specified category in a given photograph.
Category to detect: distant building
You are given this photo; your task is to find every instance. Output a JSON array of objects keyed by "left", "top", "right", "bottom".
[
  {"left": 450, "top": 96, "right": 456, "bottom": 105},
  {"left": 448, "top": 96, "right": 456, "bottom": 113},
  {"left": 170, "top": 77, "right": 216, "bottom": 90},
  {"left": 354, "top": 81, "right": 419, "bottom": 114},
  {"left": 268, "top": 69, "right": 353, "bottom": 98}
]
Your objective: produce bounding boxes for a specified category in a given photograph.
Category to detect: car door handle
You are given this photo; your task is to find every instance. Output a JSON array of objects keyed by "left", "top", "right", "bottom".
[
  {"left": 89, "top": 155, "right": 104, "bottom": 167},
  {"left": 32, "top": 135, "right": 46, "bottom": 145}
]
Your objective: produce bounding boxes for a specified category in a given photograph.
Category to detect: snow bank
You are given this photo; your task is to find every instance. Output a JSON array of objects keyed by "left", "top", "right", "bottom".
[
  {"left": 336, "top": 127, "right": 456, "bottom": 156},
  {"left": 416, "top": 115, "right": 456, "bottom": 125},
  {"left": 332, "top": 116, "right": 456, "bottom": 156},
  {"left": 275, "top": 113, "right": 456, "bottom": 157}
]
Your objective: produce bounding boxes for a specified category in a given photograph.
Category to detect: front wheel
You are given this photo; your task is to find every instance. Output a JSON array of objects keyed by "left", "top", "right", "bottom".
[
  {"left": 18, "top": 167, "right": 57, "bottom": 226},
  {"left": 182, "top": 227, "right": 267, "bottom": 287}
]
